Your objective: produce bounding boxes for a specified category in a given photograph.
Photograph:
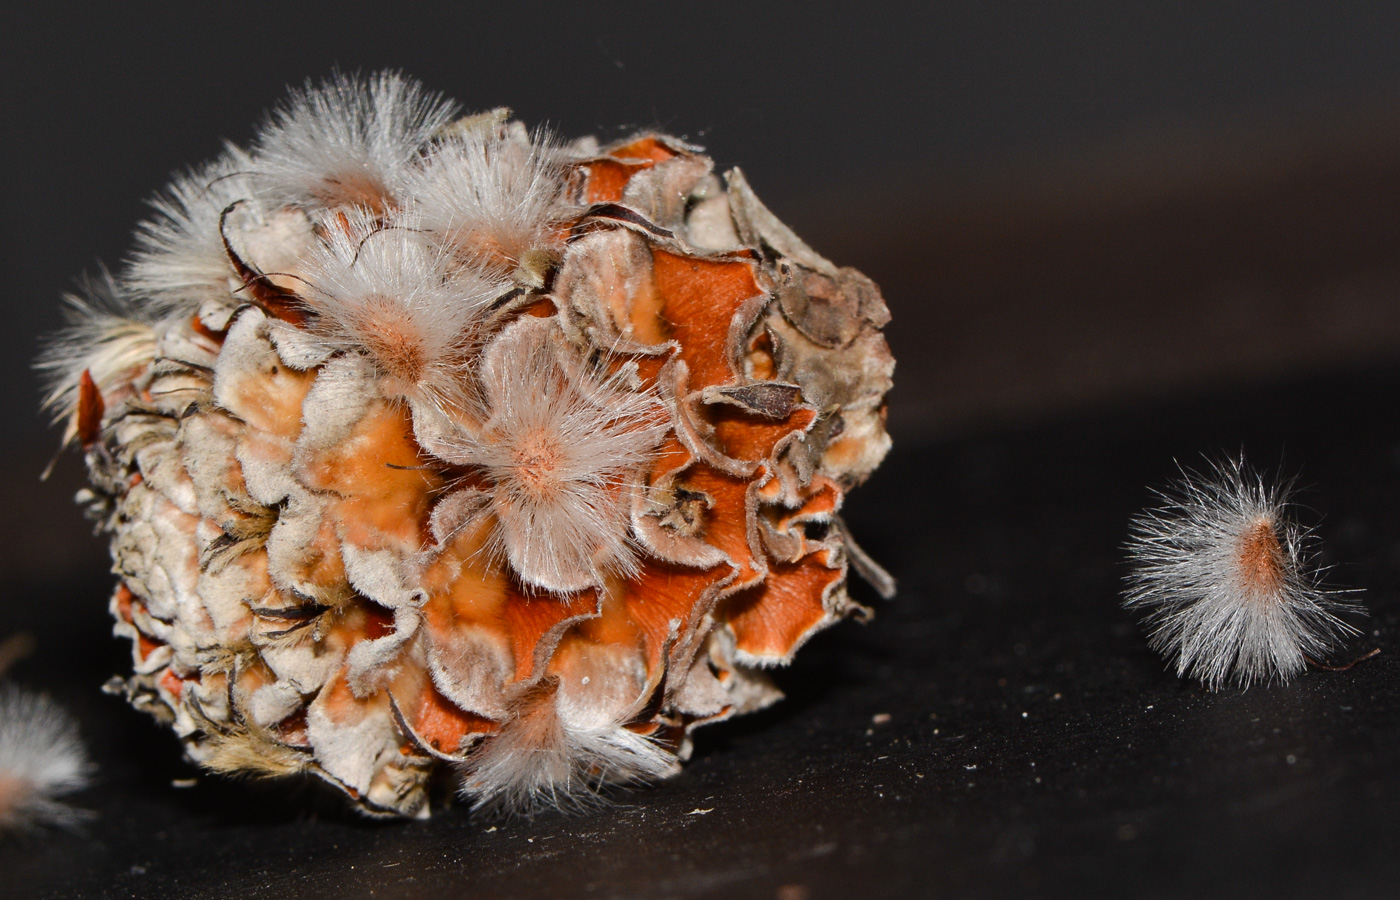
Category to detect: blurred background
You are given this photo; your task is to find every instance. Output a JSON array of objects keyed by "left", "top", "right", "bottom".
[{"left": 6, "top": 3, "right": 1400, "bottom": 665}]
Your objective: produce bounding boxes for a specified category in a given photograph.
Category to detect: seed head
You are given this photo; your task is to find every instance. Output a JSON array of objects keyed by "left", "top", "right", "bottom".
[
  {"left": 434, "top": 316, "right": 668, "bottom": 593},
  {"left": 0, "top": 683, "right": 92, "bottom": 833},
  {"left": 40, "top": 72, "right": 896, "bottom": 818},
  {"left": 299, "top": 207, "right": 504, "bottom": 403},
  {"left": 250, "top": 71, "right": 459, "bottom": 212},
  {"left": 1123, "top": 456, "right": 1361, "bottom": 690}
]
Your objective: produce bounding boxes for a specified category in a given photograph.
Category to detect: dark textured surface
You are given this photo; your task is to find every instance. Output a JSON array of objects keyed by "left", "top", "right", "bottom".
[{"left": 6, "top": 364, "right": 1400, "bottom": 899}]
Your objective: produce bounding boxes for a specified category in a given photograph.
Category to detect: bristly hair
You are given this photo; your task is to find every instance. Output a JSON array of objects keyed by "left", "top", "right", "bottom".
[
  {"left": 0, "top": 683, "right": 93, "bottom": 833},
  {"left": 249, "top": 71, "right": 459, "bottom": 213},
  {"left": 299, "top": 207, "right": 506, "bottom": 404},
  {"left": 456, "top": 684, "right": 678, "bottom": 816},
  {"left": 1123, "top": 455, "right": 1362, "bottom": 690},
  {"left": 406, "top": 126, "right": 577, "bottom": 285},
  {"left": 123, "top": 144, "right": 264, "bottom": 312},
  {"left": 434, "top": 315, "right": 667, "bottom": 593},
  {"left": 35, "top": 269, "right": 159, "bottom": 443}
]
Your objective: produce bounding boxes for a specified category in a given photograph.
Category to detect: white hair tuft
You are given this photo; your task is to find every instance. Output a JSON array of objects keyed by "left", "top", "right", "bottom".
[
  {"left": 0, "top": 683, "right": 92, "bottom": 833},
  {"left": 299, "top": 207, "right": 505, "bottom": 403},
  {"left": 1123, "top": 456, "right": 1362, "bottom": 690},
  {"left": 406, "top": 127, "right": 578, "bottom": 284},
  {"left": 435, "top": 315, "right": 667, "bottom": 593},
  {"left": 249, "top": 71, "right": 459, "bottom": 213},
  {"left": 35, "top": 270, "right": 159, "bottom": 441},
  {"left": 124, "top": 145, "right": 263, "bottom": 313},
  {"left": 457, "top": 685, "right": 678, "bottom": 816}
]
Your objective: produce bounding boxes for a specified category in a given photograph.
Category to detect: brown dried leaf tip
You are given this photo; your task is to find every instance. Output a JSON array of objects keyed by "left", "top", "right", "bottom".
[{"left": 39, "top": 73, "right": 895, "bottom": 817}]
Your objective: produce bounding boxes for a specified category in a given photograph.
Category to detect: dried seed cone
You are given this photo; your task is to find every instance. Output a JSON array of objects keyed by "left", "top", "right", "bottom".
[{"left": 44, "top": 75, "right": 894, "bottom": 816}]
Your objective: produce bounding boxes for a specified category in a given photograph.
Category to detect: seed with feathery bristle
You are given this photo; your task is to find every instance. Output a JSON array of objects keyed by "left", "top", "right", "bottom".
[
  {"left": 1122, "top": 456, "right": 1362, "bottom": 690},
  {"left": 0, "top": 683, "right": 92, "bottom": 833},
  {"left": 299, "top": 207, "right": 506, "bottom": 402},
  {"left": 250, "top": 71, "right": 459, "bottom": 213},
  {"left": 434, "top": 315, "right": 667, "bottom": 593},
  {"left": 406, "top": 127, "right": 577, "bottom": 284},
  {"left": 456, "top": 679, "right": 678, "bottom": 816},
  {"left": 125, "top": 148, "right": 243, "bottom": 307}
]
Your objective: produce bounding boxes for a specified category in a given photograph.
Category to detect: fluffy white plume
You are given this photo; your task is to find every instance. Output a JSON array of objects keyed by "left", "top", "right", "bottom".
[
  {"left": 406, "top": 127, "right": 577, "bottom": 284},
  {"left": 123, "top": 145, "right": 268, "bottom": 312},
  {"left": 36, "top": 271, "right": 159, "bottom": 441},
  {"left": 249, "top": 71, "right": 459, "bottom": 212},
  {"left": 457, "top": 686, "right": 678, "bottom": 815},
  {"left": 1123, "top": 457, "right": 1361, "bottom": 690},
  {"left": 436, "top": 316, "right": 667, "bottom": 592},
  {"left": 0, "top": 683, "right": 92, "bottom": 832},
  {"left": 299, "top": 207, "right": 506, "bottom": 402}
]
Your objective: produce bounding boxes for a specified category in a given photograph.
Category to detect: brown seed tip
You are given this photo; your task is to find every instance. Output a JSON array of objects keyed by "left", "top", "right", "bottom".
[
  {"left": 1236, "top": 515, "right": 1286, "bottom": 598},
  {"left": 0, "top": 773, "right": 33, "bottom": 827},
  {"left": 358, "top": 302, "right": 429, "bottom": 384},
  {"left": 512, "top": 428, "right": 565, "bottom": 499}
]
